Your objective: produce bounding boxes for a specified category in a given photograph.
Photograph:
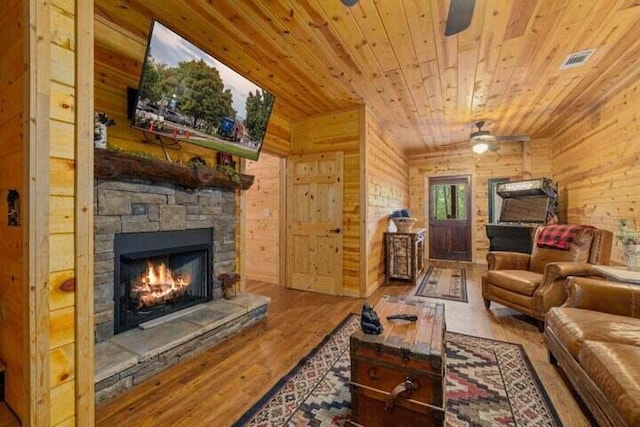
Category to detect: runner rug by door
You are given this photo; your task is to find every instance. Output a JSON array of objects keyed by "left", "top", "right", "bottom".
[
  {"left": 414, "top": 266, "right": 468, "bottom": 302},
  {"left": 234, "top": 314, "right": 562, "bottom": 427}
]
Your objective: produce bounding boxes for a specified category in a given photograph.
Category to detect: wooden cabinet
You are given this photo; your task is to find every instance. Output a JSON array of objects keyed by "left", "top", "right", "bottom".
[{"left": 385, "top": 229, "right": 426, "bottom": 284}]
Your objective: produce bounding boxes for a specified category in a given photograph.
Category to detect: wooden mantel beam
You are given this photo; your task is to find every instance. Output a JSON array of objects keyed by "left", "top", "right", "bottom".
[{"left": 94, "top": 149, "right": 254, "bottom": 190}]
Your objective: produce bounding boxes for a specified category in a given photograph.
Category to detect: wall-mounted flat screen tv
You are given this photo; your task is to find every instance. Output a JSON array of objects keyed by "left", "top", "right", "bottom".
[{"left": 131, "top": 20, "right": 275, "bottom": 160}]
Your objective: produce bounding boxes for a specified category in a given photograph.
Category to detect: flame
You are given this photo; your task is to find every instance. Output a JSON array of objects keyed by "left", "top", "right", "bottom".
[{"left": 131, "top": 261, "right": 192, "bottom": 309}]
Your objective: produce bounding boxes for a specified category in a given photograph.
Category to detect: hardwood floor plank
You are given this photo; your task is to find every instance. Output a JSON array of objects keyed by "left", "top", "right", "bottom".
[{"left": 96, "top": 262, "right": 591, "bottom": 426}]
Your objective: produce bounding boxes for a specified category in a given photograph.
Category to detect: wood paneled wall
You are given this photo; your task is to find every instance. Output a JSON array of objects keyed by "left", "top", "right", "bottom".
[
  {"left": 363, "top": 109, "right": 409, "bottom": 296},
  {"left": 409, "top": 139, "right": 552, "bottom": 264},
  {"left": 551, "top": 79, "right": 640, "bottom": 266},
  {"left": 244, "top": 153, "right": 283, "bottom": 284},
  {"left": 0, "top": 1, "right": 27, "bottom": 420},
  {"left": 49, "top": 0, "right": 79, "bottom": 421},
  {"left": 93, "top": 12, "right": 291, "bottom": 165},
  {"left": 291, "top": 107, "right": 361, "bottom": 296}
]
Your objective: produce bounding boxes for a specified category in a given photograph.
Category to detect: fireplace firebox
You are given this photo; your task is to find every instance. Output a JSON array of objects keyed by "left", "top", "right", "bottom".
[{"left": 114, "top": 228, "right": 214, "bottom": 334}]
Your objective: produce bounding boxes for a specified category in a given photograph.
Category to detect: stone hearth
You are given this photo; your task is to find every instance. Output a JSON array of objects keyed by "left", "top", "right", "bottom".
[{"left": 95, "top": 292, "right": 269, "bottom": 403}]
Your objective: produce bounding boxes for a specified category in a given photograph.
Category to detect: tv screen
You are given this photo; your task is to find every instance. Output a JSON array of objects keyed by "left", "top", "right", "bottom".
[{"left": 131, "top": 21, "right": 275, "bottom": 160}]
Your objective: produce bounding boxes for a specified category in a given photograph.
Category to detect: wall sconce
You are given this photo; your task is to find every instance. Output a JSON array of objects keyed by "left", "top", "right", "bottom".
[{"left": 7, "top": 189, "right": 20, "bottom": 226}]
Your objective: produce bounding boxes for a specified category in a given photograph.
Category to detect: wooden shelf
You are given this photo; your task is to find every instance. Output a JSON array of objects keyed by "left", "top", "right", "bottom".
[{"left": 94, "top": 148, "right": 254, "bottom": 190}]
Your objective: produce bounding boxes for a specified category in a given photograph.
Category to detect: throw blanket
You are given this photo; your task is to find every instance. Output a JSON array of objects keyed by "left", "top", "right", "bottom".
[{"left": 536, "top": 225, "right": 594, "bottom": 250}]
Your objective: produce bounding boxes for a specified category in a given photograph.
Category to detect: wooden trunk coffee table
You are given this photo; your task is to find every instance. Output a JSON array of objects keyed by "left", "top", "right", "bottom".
[{"left": 350, "top": 296, "right": 446, "bottom": 427}]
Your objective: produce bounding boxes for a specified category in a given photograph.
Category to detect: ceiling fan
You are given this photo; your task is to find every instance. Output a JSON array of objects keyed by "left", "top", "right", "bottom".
[
  {"left": 341, "top": 0, "right": 476, "bottom": 36},
  {"left": 470, "top": 121, "right": 530, "bottom": 154}
]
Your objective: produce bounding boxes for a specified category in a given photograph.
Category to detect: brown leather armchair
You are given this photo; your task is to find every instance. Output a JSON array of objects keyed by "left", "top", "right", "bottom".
[{"left": 482, "top": 225, "right": 613, "bottom": 328}]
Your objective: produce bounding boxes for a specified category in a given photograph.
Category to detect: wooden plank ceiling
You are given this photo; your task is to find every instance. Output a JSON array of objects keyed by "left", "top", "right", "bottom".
[{"left": 96, "top": 0, "right": 640, "bottom": 153}]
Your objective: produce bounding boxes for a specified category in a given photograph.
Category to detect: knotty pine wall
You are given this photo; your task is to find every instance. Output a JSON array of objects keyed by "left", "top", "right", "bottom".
[
  {"left": 364, "top": 109, "right": 409, "bottom": 296},
  {"left": 244, "top": 153, "right": 283, "bottom": 284},
  {"left": 93, "top": 13, "right": 291, "bottom": 164},
  {"left": 409, "top": 139, "right": 552, "bottom": 264},
  {"left": 0, "top": 1, "right": 27, "bottom": 420},
  {"left": 551, "top": 79, "right": 640, "bottom": 266},
  {"left": 291, "top": 107, "right": 361, "bottom": 296},
  {"left": 1, "top": 1, "right": 91, "bottom": 424},
  {"left": 50, "top": 0, "right": 91, "bottom": 424}
]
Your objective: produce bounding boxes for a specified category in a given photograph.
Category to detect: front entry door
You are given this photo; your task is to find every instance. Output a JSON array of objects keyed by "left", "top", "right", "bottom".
[
  {"left": 286, "top": 153, "right": 343, "bottom": 295},
  {"left": 429, "top": 175, "right": 472, "bottom": 261}
]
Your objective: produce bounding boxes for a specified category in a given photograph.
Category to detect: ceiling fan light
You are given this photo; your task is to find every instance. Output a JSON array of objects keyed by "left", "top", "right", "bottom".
[
  {"left": 341, "top": 0, "right": 359, "bottom": 6},
  {"left": 472, "top": 142, "right": 489, "bottom": 154}
]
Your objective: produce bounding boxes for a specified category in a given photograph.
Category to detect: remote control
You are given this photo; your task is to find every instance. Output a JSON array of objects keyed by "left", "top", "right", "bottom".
[{"left": 386, "top": 313, "right": 418, "bottom": 321}]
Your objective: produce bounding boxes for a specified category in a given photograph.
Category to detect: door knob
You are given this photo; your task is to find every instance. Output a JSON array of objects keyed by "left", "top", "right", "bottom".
[{"left": 329, "top": 228, "right": 341, "bottom": 233}]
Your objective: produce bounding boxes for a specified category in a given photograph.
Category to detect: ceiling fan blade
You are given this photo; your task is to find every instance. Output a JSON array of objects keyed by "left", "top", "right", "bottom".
[
  {"left": 444, "top": 0, "right": 476, "bottom": 36},
  {"left": 496, "top": 135, "right": 531, "bottom": 142}
]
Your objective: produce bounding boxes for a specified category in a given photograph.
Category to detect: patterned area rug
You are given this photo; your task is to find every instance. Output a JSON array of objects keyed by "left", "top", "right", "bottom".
[
  {"left": 414, "top": 266, "right": 468, "bottom": 302},
  {"left": 234, "top": 315, "right": 562, "bottom": 427}
]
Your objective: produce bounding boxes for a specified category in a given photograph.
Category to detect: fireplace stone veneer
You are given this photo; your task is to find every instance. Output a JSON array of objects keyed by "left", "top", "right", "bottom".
[{"left": 94, "top": 179, "right": 237, "bottom": 342}]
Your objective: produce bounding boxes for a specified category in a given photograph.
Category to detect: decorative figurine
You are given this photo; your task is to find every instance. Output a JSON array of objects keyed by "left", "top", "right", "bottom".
[
  {"left": 361, "top": 302, "right": 383, "bottom": 334},
  {"left": 94, "top": 112, "right": 116, "bottom": 149}
]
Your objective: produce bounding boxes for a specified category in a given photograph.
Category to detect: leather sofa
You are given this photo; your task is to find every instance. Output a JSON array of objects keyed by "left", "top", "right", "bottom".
[
  {"left": 545, "top": 276, "right": 640, "bottom": 427},
  {"left": 482, "top": 226, "right": 612, "bottom": 328}
]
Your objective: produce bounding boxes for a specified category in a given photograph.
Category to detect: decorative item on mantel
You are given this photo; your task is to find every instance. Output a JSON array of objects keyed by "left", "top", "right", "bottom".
[
  {"left": 389, "top": 209, "right": 417, "bottom": 232},
  {"left": 94, "top": 112, "right": 115, "bottom": 149},
  {"left": 615, "top": 219, "right": 640, "bottom": 271}
]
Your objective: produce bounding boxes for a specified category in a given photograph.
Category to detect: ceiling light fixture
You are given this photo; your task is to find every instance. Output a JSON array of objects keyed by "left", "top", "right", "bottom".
[
  {"left": 472, "top": 142, "right": 489, "bottom": 154},
  {"left": 341, "top": 0, "right": 359, "bottom": 6},
  {"left": 471, "top": 139, "right": 498, "bottom": 154}
]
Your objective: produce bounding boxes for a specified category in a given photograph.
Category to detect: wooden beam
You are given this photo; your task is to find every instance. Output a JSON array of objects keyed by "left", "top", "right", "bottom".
[
  {"left": 94, "top": 149, "right": 255, "bottom": 190},
  {"left": 75, "top": 0, "right": 95, "bottom": 424},
  {"left": 28, "top": 0, "right": 51, "bottom": 425}
]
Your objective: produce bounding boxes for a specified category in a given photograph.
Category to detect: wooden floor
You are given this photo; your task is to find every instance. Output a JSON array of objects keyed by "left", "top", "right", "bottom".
[{"left": 96, "top": 262, "right": 592, "bottom": 426}]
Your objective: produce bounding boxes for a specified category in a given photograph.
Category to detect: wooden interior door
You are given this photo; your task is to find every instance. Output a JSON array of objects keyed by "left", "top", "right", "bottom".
[
  {"left": 428, "top": 175, "right": 472, "bottom": 261},
  {"left": 286, "top": 153, "right": 343, "bottom": 295}
]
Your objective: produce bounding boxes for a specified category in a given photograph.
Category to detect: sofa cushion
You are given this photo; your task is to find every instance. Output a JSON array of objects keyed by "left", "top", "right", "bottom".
[
  {"left": 578, "top": 341, "right": 640, "bottom": 427},
  {"left": 546, "top": 307, "right": 640, "bottom": 358},
  {"left": 485, "top": 270, "right": 542, "bottom": 296}
]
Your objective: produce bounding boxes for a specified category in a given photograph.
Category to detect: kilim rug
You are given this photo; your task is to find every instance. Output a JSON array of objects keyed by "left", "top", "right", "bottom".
[
  {"left": 234, "top": 314, "right": 562, "bottom": 427},
  {"left": 414, "top": 266, "right": 468, "bottom": 303}
]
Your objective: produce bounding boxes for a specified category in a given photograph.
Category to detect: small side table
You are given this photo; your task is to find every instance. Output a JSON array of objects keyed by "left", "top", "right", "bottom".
[{"left": 592, "top": 265, "right": 640, "bottom": 285}]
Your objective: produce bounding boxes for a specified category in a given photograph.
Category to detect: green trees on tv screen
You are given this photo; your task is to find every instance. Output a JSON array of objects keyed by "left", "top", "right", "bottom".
[{"left": 139, "top": 51, "right": 272, "bottom": 140}]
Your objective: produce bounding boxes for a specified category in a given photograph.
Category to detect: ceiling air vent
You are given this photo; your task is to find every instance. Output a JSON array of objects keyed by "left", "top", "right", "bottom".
[{"left": 559, "top": 49, "right": 596, "bottom": 70}]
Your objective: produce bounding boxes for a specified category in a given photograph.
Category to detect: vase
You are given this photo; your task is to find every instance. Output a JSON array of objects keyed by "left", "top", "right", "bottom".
[
  {"left": 94, "top": 122, "right": 107, "bottom": 149},
  {"left": 623, "top": 244, "right": 640, "bottom": 271}
]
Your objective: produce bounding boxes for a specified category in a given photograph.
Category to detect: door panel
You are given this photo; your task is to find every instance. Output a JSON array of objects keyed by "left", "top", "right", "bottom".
[
  {"left": 429, "top": 176, "right": 472, "bottom": 261},
  {"left": 286, "top": 153, "right": 343, "bottom": 295}
]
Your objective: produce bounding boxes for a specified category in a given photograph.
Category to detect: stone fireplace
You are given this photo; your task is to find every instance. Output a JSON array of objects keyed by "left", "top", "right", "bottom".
[
  {"left": 93, "top": 175, "right": 269, "bottom": 402},
  {"left": 94, "top": 179, "right": 236, "bottom": 342}
]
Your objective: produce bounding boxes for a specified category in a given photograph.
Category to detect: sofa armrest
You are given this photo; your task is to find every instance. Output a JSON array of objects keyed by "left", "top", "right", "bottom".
[
  {"left": 544, "top": 262, "right": 599, "bottom": 280},
  {"left": 563, "top": 276, "right": 640, "bottom": 318},
  {"left": 533, "top": 263, "right": 600, "bottom": 315},
  {"left": 486, "top": 251, "right": 531, "bottom": 271}
]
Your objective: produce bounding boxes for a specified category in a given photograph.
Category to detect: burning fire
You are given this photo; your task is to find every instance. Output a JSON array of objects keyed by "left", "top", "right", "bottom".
[{"left": 130, "top": 261, "right": 192, "bottom": 309}]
